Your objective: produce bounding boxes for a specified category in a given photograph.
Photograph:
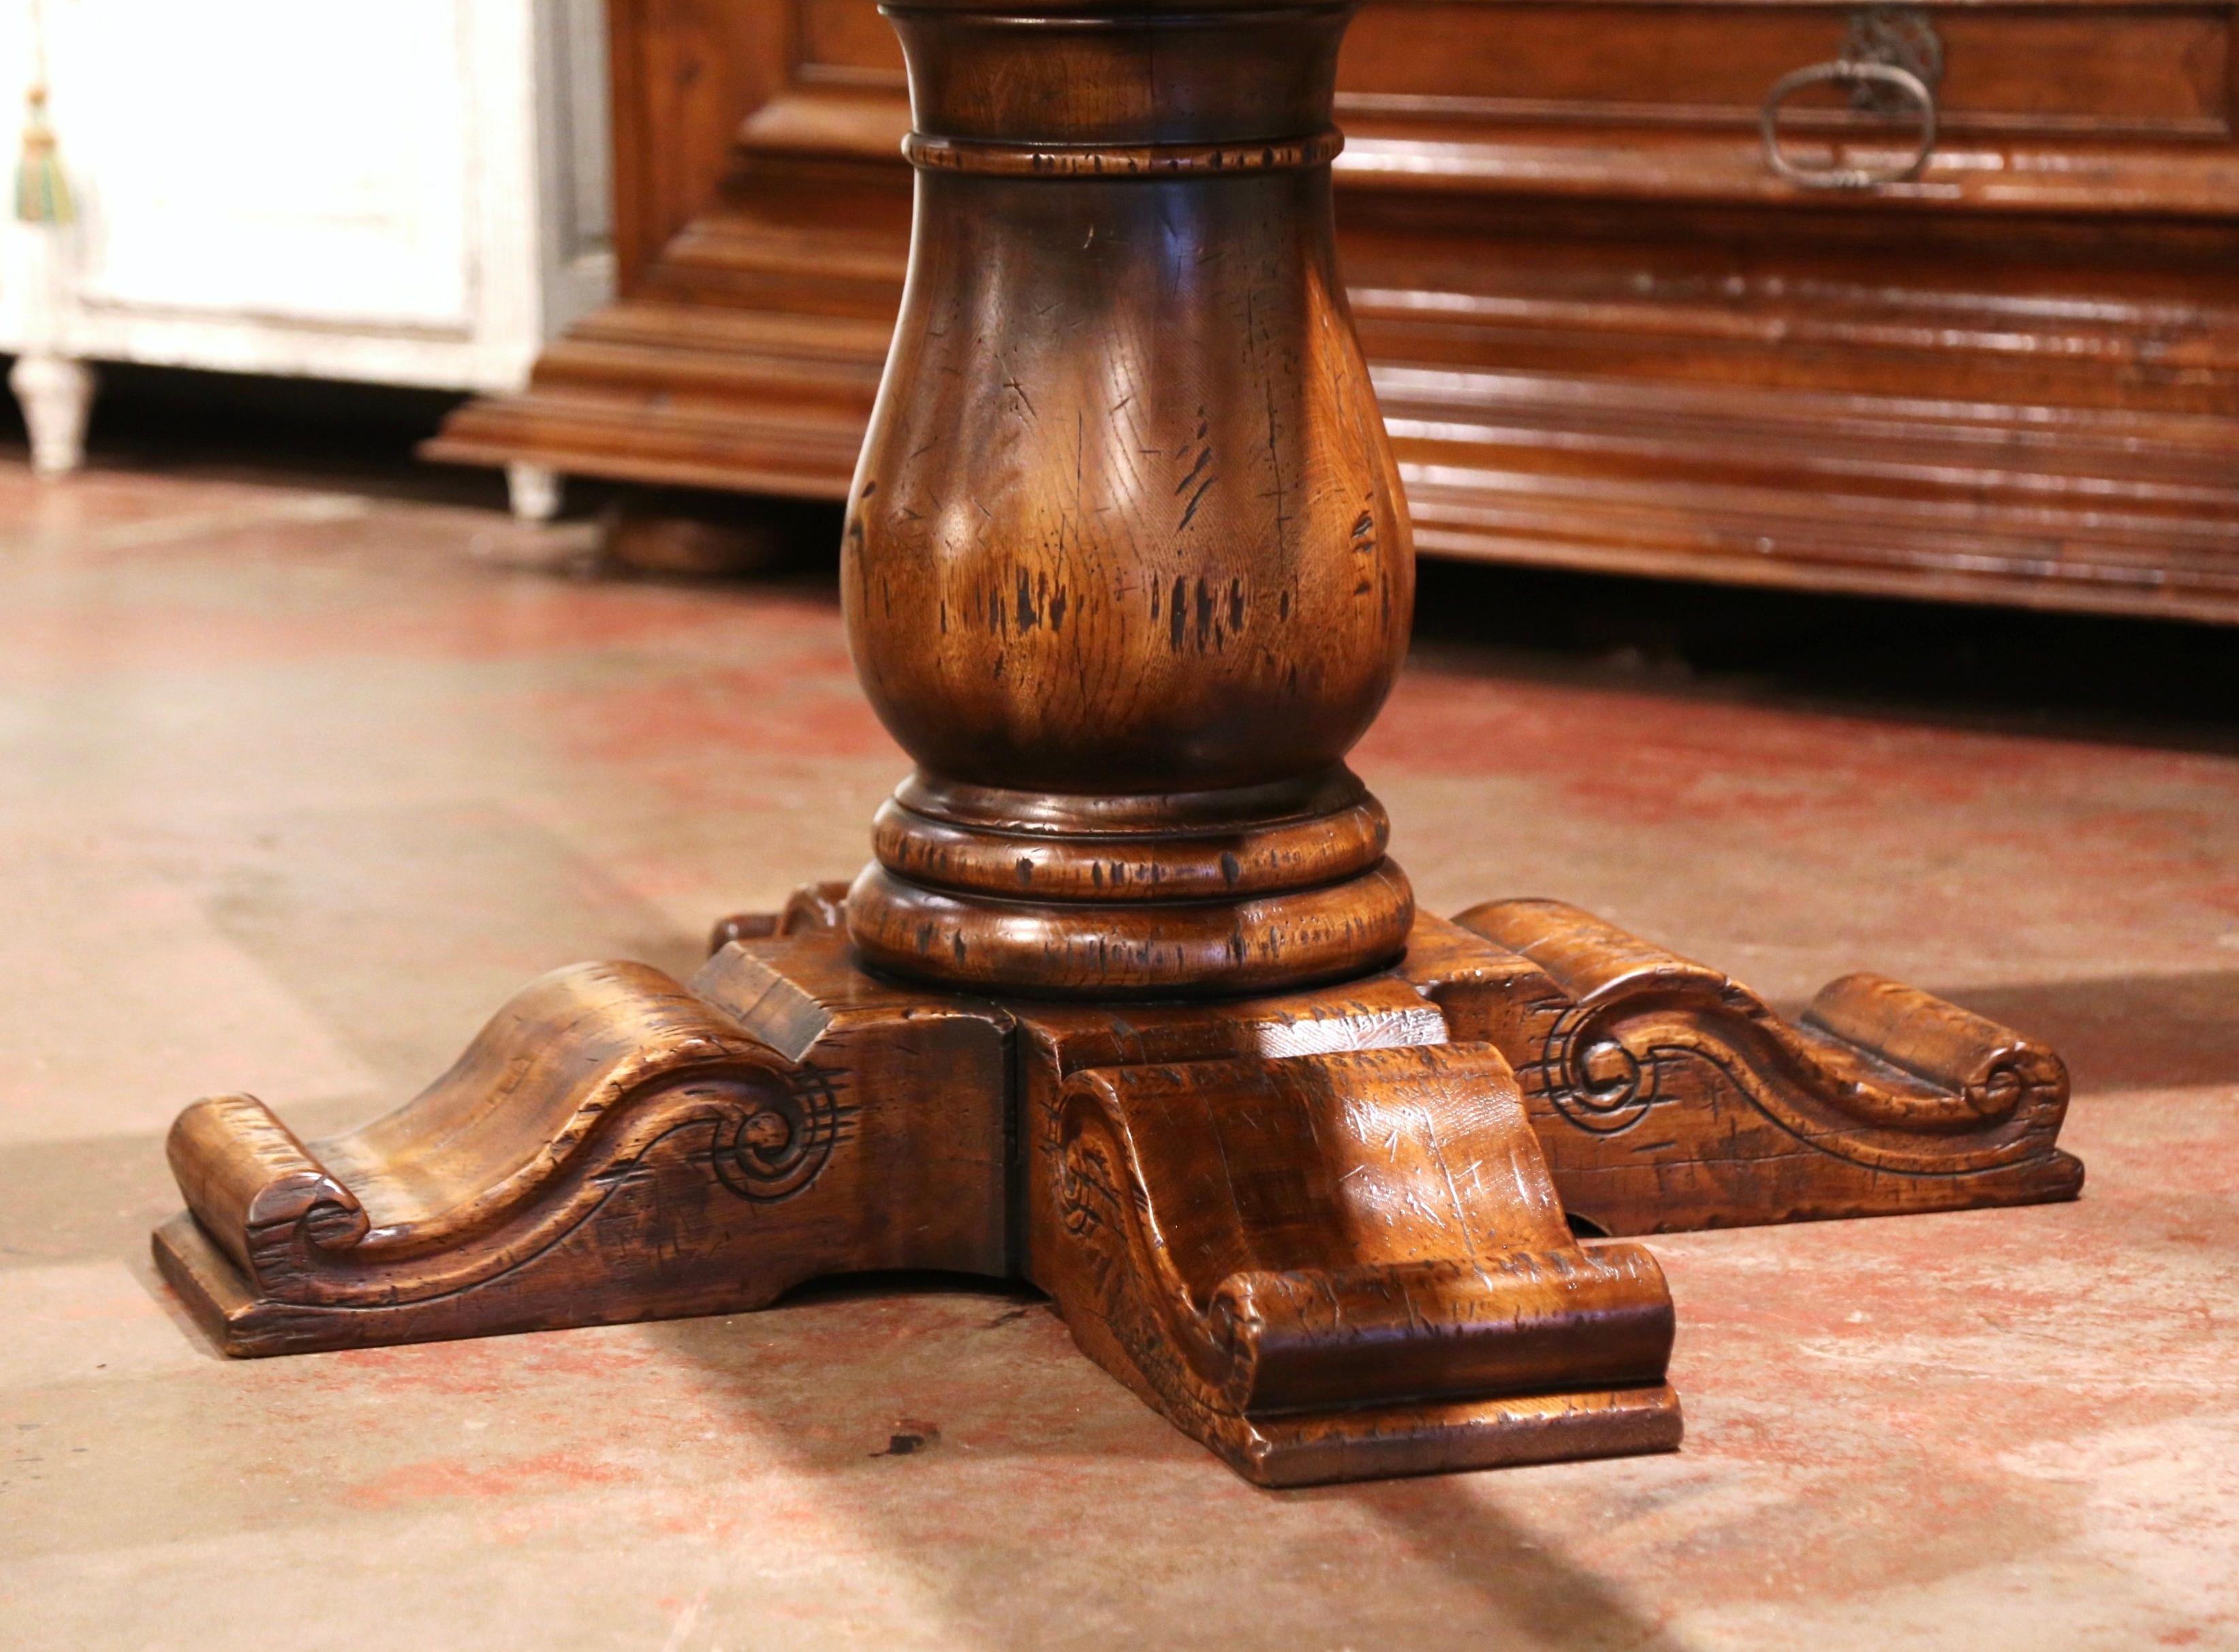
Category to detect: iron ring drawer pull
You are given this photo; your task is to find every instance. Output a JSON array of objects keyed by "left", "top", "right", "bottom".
[{"left": 1761, "top": 60, "right": 1938, "bottom": 191}]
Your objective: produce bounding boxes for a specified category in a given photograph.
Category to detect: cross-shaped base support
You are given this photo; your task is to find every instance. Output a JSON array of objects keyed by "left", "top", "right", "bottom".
[{"left": 156, "top": 888, "right": 2078, "bottom": 1486}]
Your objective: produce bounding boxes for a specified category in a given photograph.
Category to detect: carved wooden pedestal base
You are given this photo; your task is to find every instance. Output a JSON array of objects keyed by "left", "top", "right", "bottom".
[
  {"left": 152, "top": 0, "right": 2083, "bottom": 1488},
  {"left": 155, "top": 890, "right": 2078, "bottom": 1486}
]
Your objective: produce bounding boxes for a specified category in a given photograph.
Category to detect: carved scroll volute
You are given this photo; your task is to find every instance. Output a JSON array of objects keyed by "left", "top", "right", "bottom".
[
  {"left": 1439, "top": 900, "right": 2085, "bottom": 1235},
  {"left": 167, "top": 1095, "right": 371, "bottom": 1287},
  {"left": 1045, "top": 1042, "right": 1681, "bottom": 1482},
  {"left": 844, "top": 1, "right": 1411, "bottom": 795}
]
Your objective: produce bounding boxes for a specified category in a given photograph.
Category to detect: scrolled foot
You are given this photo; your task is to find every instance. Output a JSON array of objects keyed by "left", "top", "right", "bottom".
[
  {"left": 706, "top": 879, "right": 850, "bottom": 954},
  {"left": 1039, "top": 1042, "right": 1681, "bottom": 1485},
  {"left": 156, "top": 927, "right": 1011, "bottom": 1356},
  {"left": 1411, "top": 901, "right": 2084, "bottom": 1235}
]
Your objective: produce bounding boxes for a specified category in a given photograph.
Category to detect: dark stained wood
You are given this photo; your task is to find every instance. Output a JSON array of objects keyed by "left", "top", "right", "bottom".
[
  {"left": 155, "top": 888, "right": 2076, "bottom": 1477},
  {"left": 596, "top": 493, "right": 815, "bottom": 576},
  {"left": 1044, "top": 1043, "right": 1680, "bottom": 1484},
  {"left": 429, "top": 0, "right": 2239, "bottom": 623},
  {"left": 163, "top": 0, "right": 2082, "bottom": 1486},
  {"left": 606, "top": 0, "right": 794, "bottom": 287},
  {"left": 1000, "top": 943, "right": 1681, "bottom": 1482},
  {"left": 833, "top": 3, "right": 1417, "bottom": 998},
  {"left": 708, "top": 875, "right": 852, "bottom": 951},
  {"left": 157, "top": 940, "right": 1009, "bottom": 1355},
  {"left": 1409, "top": 905, "right": 2083, "bottom": 1234}
]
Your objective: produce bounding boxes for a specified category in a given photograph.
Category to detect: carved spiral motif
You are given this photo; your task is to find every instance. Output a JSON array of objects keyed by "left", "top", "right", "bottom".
[
  {"left": 710, "top": 1067, "right": 852, "bottom": 1202},
  {"left": 1964, "top": 1063, "right": 2027, "bottom": 1119},
  {"left": 1538, "top": 1011, "right": 1659, "bottom": 1136}
]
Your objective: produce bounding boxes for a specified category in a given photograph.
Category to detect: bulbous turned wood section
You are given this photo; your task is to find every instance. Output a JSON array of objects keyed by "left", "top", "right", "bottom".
[
  {"left": 839, "top": 0, "right": 1413, "bottom": 999},
  {"left": 154, "top": 0, "right": 2084, "bottom": 1489}
]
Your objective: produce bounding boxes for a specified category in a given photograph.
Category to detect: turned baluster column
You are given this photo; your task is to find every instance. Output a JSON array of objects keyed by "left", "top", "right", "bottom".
[{"left": 841, "top": 0, "right": 1415, "bottom": 998}]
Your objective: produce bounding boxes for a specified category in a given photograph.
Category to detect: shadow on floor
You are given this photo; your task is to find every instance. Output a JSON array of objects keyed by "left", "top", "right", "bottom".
[
  {"left": 1300, "top": 1476, "right": 1694, "bottom": 1652},
  {"left": 1409, "top": 557, "right": 2239, "bottom": 758},
  {"left": 639, "top": 1273, "right": 1692, "bottom": 1652},
  {"left": 37, "top": 359, "right": 2239, "bottom": 759},
  {"left": 1936, "top": 969, "right": 2239, "bottom": 1093}
]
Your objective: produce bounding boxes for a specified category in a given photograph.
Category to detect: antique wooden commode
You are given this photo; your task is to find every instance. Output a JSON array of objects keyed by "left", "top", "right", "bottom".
[{"left": 155, "top": 0, "right": 2081, "bottom": 1486}]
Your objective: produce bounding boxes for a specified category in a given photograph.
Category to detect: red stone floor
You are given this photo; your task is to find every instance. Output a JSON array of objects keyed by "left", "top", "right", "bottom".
[{"left": 3, "top": 461, "right": 2235, "bottom": 1648}]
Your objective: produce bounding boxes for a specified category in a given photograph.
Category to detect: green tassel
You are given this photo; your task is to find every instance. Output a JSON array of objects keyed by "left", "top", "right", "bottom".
[{"left": 15, "top": 85, "right": 71, "bottom": 226}]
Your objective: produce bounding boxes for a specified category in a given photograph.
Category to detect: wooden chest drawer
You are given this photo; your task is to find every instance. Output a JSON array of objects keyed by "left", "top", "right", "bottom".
[
  {"left": 785, "top": 0, "right": 2239, "bottom": 141},
  {"left": 431, "top": 0, "right": 2239, "bottom": 623},
  {"left": 1340, "top": 1, "right": 2236, "bottom": 140},
  {"left": 768, "top": 0, "right": 2239, "bottom": 213}
]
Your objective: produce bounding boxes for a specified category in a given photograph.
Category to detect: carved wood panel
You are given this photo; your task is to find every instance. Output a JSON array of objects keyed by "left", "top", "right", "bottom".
[{"left": 430, "top": 0, "right": 2239, "bottom": 623}]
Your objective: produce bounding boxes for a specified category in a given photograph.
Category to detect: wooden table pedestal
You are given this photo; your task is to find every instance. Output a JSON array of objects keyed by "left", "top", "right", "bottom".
[{"left": 153, "top": 0, "right": 2081, "bottom": 1487}]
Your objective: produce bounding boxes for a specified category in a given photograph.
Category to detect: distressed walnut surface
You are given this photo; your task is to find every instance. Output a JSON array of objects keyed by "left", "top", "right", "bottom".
[
  {"left": 141, "top": 0, "right": 2064, "bottom": 1484},
  {"left": 4, "top": 465, "right": 2238, "bottom": 1646}
]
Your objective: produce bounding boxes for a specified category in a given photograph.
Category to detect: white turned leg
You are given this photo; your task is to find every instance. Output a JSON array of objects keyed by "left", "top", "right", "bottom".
[
  {"left": 10, "top": 352, "right": 95, "bottom": 476},
  {"left": 505, "top": 462, "right": 564, "bottom": 522}
]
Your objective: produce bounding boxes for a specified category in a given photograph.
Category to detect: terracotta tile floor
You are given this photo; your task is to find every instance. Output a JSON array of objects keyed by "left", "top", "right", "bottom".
[{"left": 3, "top": 461, "right": 2236, "bottom": 1649}]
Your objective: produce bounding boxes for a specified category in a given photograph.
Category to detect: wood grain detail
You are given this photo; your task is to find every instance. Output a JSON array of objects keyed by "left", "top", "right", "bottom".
[
  {"left": 155, "top": 890, "right": 2082, "bottom": 1480},
  {"left": 154, "top": 0, "right": 2093, "bottom": 1493},
  {"left": 433, "top": 0, "right": 2239, "bottom": 623},
  {"left": 1417, "top": 903, "right": 2085, "bottom": 1234}
]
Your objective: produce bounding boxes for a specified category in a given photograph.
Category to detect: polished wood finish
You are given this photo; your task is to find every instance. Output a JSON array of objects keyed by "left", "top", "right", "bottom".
[
  {"left": 1407, "top": 905, "right": 2083, "bottom": 1234},
  {"left": 429, "top": 0, "right": 2239, "bottom": 622},
  {"left": 606, "top": 0, "right": 795, "bottom": 290},
  {"left": 1043, "top": 1041, "right": 1680, "bottom": 1484},
  {"left": 834, "top": 2, "right": 1414, "bottom": 997},
  {"left": 157, "top": 890, "right": 2076, "bottom": 1480},
  {"left": 165, "top": 0, "right": 2082, "bottom": 1486},
  {"left": 159, "top": 904, "right": 1694, "bottom": 1482},
  {"left": 157, "top": 940, "right": 1008, "bottom": 1355}
]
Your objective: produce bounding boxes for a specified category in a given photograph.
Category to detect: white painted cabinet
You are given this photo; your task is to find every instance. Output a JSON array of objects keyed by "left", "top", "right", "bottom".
[{"left": 0, "top": 0, "right": 612, "bottom": 506}]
